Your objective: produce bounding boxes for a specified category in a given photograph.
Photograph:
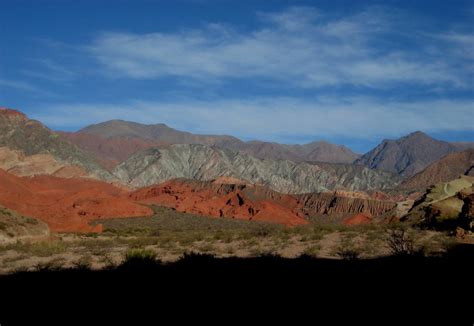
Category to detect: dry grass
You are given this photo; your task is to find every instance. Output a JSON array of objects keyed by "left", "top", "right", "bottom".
[{"left": 0, "top": 205, "right": 466, "bottom": 274}]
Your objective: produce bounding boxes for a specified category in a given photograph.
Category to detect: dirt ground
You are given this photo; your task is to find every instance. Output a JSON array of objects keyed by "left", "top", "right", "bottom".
[{"left": 1, "top": 208, "right": 467, "bottom": 274}]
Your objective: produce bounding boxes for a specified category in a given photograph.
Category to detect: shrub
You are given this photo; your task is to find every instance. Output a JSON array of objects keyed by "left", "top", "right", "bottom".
[
  {"left": 121, "top": 248, "right": 160, "bottom": 269},
  {"left": 387, "top": 229, "right": 414, "bottom": 256},
  {"left": 303, "top": 244, "right": 320, "bottom": 257},
  {"left": 73, "top": 255, "right": 93, "bottom": 270},
  {"left": 335, "top": 247, "right": 360, "bottom": 260},
  {"left": 334, "top": 237, "right": 361, "bottom": 260}
]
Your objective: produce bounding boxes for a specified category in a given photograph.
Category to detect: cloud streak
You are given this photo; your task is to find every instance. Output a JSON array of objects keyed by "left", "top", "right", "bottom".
[
  {"left": 88, "top": 6, "right": 471, "bottom": 89},
  {"left": 0, "top": 79, "right": 57, "bottom": 97}
]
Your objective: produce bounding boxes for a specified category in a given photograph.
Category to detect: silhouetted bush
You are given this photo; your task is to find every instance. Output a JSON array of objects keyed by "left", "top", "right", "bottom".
[
  {"left": 120, "top": 248, "right": 160, "bottom": 269},
  {"left": 387, "top": 229, "right": 414, "bottom": 256},
  {"left": 335, "top": 247, "right": 360, "bottom": 260}
]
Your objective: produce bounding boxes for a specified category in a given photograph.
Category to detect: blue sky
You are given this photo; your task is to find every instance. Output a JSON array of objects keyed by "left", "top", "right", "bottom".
[{"left": 0, "top": 0, "right": 473, "bottom": 153}]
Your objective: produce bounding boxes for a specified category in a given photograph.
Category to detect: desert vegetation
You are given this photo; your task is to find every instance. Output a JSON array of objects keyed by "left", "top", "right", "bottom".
[{"left": 0, "top": 205, "right": 463, "bottom": 274}]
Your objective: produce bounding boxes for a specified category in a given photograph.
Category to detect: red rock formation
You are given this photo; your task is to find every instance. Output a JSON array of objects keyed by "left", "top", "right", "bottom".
[
  {"left": 130, "top": 179, "right": 308, "bottom": 226},
  {"left": 0, "top": 165, "right": 400, "bottom": 232},
  {"left": 131, "top": 178, "right": 398, "bottom": 226},
  {"left": 343, "top": 213, "right": 373, "bottom": 225},
  {"left": 0, "top": 169, "right": 152, "bottom": 232}
]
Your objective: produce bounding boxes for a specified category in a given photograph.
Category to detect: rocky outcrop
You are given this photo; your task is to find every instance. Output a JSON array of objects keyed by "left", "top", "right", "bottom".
[
  {"left": 403, "top": 175, "right": 474, "bottom": 230},
  {"left": 460, "top": 191, "right": 474, "bottom": 229},
  {"left": 355, "top": 131, "right": 459, "bottom": 177},
  {"left": 399, "top": 149, "right": 474, "bottom": 191},
  {"left": 130, "top": 179, "right": 307, "bottom": 226},
  {"left": 130, "top": 178, "right": 398, "bottom": 226},
  {"left": 114, "top": 144, "right": 400, "bottom": 194},
  {"left": 295, "top": 192, "right": 397, "bottom": 218},
  {"left": 0, "top": 146, "right": 89, "bottom": 177},
  {"left": 0, "top": 107, "right": 114, "bottom": 180},
  {"left": 0, "top": 169, "right": 152, "bottom": 232}
]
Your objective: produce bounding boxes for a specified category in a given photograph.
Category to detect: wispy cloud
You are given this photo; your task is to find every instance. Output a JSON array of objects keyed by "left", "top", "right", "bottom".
[
  {"left": 31, "top": 96, "right": 474, "bottom": 141},
  {"left": 0, "top": 79, "right": 57, "bottom": 97},
  {"left": 87, "top": 6, "right": 471, "bottom": 89},
  {"left": 21, "top": 59, "right": 78, "bottom": 83}
]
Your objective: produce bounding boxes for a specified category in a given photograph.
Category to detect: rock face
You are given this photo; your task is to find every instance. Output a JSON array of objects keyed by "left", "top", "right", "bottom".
[
  {"left": 74, "top": 120, "right": 359, "bottom": 164},
  {"left": 400, "top": 149, "right": 474, "bottom": 191},
  {"left": 296, "top": 191, "right": 397, "bottom": 218},
  {"left": 403, "top": 175, "right": 474, "bottom": 230},
  {"left": 130, "top": 178, "right": 398, "bottom": 225},
  {"left": 130, "top": 179, "right": 308, "bottom": 226},
  {"left": 0, "top": 146, "right": 89, "bottom": 178},
  {"left": 0, "top": 206, "right": 50, "bottom": 244},
  {"left": 355, "top": 131, "right": 459, "bottom": 177},
  {"left": 0, "top": 107, "right": 113, "bottom": 180},
  {"left": 0, "top": 168, "right": 152, "bottom": 232},
  {"left": 114, "top": 144, "right": 400, "bottom": 193}
]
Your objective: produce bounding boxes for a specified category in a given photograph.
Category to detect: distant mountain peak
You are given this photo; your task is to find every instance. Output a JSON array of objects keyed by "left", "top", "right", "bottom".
[
  {"left": 356, "top": 131, "right": 457, "bottom": 176},
  {"left": 402, "top": 131, "right": 431, "bottom": 140}
]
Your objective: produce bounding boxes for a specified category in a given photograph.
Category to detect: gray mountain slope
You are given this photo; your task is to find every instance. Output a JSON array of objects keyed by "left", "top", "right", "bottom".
[
  {"left": 355, "top": 131, "right": 459, "bottom": 177},
  {"left": 79, "top": 120, "right": 359, "bottom": 164},
  {"left": 114, "top": 144, "right": 400, "bottom": 194}
]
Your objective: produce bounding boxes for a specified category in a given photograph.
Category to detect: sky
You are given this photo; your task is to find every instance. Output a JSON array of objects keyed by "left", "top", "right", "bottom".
[{"left": 0, "top": 0, "right": 473, "bottom": 153}]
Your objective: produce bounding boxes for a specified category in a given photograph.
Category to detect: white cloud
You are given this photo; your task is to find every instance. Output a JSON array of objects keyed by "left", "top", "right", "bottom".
[
  {"left": 21, "top": 59, "right": 78, "bottom": 83},
  {"left": 0, "top": 79, "right": 57, "bottom": 97},
  {"left": 87, "top": 6, "right": 470, "bottom": 89},
  {"left": 30, "top": 96, "right": 474, "bottom": 141}
]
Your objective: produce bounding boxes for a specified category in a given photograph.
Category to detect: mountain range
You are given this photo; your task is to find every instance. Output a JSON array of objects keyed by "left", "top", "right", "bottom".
[
  {"left": 61, "top": 119, "right": 360, "bottom": 168},
  {"left": 64, "top": 119, "right": 473, "bottom": 179},
  {"left": 113, "top": 144, "right": 399, "bottom": 193},
  {"left": 0, "top": 106, "right": 473, "bottom": 232}
]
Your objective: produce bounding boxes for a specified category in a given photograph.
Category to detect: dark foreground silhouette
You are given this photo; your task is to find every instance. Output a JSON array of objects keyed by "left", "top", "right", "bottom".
[{"left": 1, "top": 244, "right": 473, "bottom": 324}]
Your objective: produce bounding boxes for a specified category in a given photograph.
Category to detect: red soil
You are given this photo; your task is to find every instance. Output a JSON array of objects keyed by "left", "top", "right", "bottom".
[
  {"left": 342, "top": 213, "right": 373, "bottom": 225},
  {"left": 130, "top": 179, "right": 308, "bottom": 227},
  {"left": 0, "top": 169, "right": 152, "bottom": 232}
]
